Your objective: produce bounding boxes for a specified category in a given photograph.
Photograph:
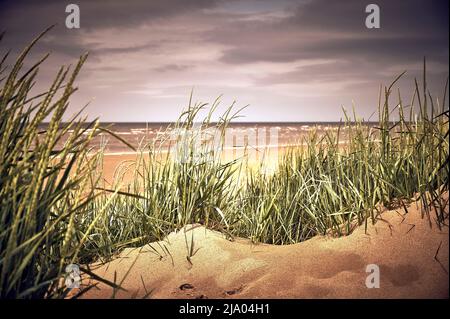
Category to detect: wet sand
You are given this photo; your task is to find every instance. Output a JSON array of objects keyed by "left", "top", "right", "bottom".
[{"left": 99, "top": 147, "right": 286, "bottom": 184}]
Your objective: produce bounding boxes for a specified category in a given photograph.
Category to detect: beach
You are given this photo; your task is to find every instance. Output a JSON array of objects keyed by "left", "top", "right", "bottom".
[
  {"left": 82, "top": 191, "right": 449, "bottom": 299},
  {"left": 1, "top": 2, "right": 448, "bottom": 307}
]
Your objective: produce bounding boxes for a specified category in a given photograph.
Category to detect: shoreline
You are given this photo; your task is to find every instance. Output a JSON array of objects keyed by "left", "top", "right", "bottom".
[{"left": 98, "top": 140, "right": 362, "bottom": 156}]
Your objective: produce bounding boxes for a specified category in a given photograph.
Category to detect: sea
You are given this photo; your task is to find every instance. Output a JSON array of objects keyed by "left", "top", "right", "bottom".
[{"left": 44, "top": 122, "right": 380, "bottom": 154}]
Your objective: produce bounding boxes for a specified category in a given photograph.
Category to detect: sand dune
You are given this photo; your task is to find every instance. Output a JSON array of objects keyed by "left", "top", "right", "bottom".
[{"left": 83, "top": 194, "right": 449, "bottom": 299}]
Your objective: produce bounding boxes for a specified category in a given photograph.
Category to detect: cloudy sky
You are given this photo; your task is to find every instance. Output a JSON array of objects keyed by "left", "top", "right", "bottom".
[{"left": 0, "top": 0, "right": 448, "bottom": 122}]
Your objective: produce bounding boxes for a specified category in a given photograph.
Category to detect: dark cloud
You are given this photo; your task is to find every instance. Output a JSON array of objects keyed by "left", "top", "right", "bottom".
[
  {"left": 210, "top": 0, "right": 449, "bottom": 66},
  {"left": 0, "top": 0, "right": 217, "bottom": 56},
  {"left": 220, "top": 36, "right": 448, "bottom": 65},
  {"left": 0, "top": 0, "right": 447, "bottom": 122},
  {"left": 2, "top": 0, "right": 447, "bottom": 65},
  {"left": 0, "top": 0, "right": 217, "bottom": 30},
  {"left": 285, "top": 0, "right": 448, "bottom": 35}
]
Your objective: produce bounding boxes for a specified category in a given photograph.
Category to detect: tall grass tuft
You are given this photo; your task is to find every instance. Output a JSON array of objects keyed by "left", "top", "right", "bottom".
[
  {"left": 233, "top": 68, "right": 448, "bottom": 244},
  {"left": 0, "top": 28, "right": 115, "bottom": 298},
  {"left": 78, "top": 97, "right": 246, "bottom": 260}
]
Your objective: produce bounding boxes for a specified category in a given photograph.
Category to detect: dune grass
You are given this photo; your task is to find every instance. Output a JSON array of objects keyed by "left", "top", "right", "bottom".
[
  {"left": 81, "top": 62, "right": 448, "bottom": 256},
  {"left": 0, "top": 28, "right": 122, "bottom": 298},
  {"left": 235, "top": 74, "right": 449, "bottom": 244},
  {"left": 0, "top": 30, "right": 448, "bottom": 297}
]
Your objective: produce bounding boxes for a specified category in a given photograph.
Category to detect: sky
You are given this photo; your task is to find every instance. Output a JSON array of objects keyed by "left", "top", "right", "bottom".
[{"left": 0, "top": 0, "right": 448, "bottom": 122}]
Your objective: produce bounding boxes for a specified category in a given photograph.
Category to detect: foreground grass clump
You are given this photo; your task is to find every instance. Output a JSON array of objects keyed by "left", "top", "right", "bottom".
[
  {"left": 0, "top": 29, "right": 118, "bottom": 298},
  {"left": 79, "top": 99, "right": 245, "bottom": 259},
  {"left": 237, "top": 74, "right": 449, "bottom": 244}
]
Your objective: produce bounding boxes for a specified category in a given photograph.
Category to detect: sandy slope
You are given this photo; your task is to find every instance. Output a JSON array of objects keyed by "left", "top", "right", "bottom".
[{"left": 83, "top": 194, "right": 449, "bottom": 299}]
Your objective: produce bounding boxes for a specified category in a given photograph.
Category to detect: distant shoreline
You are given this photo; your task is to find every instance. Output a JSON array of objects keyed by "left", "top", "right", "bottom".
[{"left": 41, "top": 121, "right": 390, "bottom": 126}]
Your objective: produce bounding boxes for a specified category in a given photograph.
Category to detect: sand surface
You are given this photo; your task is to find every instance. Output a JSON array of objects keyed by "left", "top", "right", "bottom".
[
  {"left": 82, "top": 194, "right": 449, "bottom": 299},
  {"left": 99, "top": 148, "right": 291, "bottom": 184}
]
